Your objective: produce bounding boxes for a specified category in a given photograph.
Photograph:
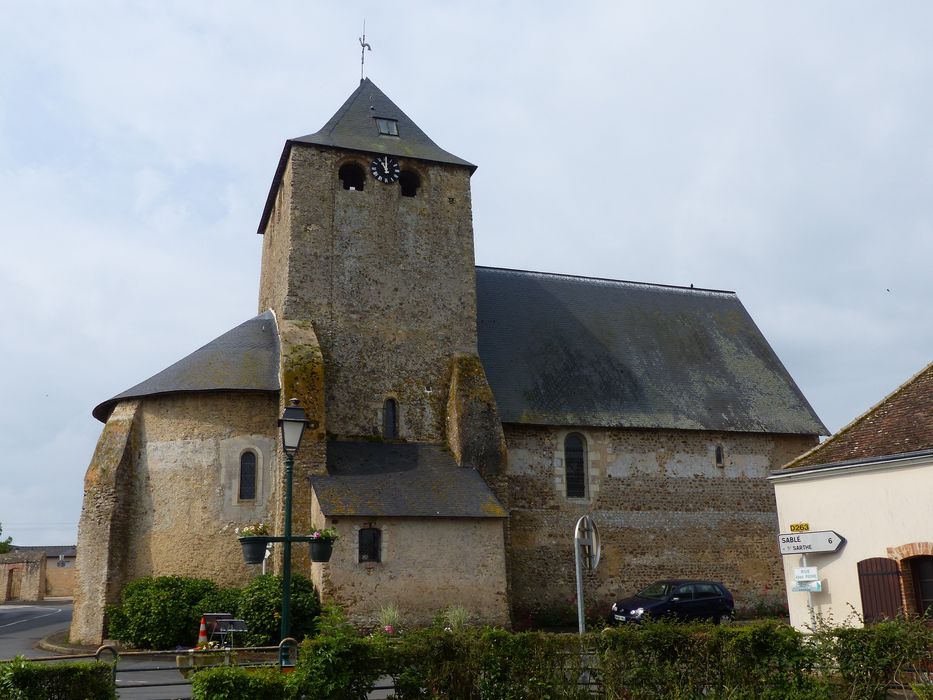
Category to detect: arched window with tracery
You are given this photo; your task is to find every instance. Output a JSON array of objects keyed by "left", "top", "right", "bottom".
[{"left": 564, "top": 433, "right": 587, "bottom": 499}]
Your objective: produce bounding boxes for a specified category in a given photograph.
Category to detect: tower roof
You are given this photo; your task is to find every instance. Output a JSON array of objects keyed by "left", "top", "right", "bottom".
[
  {"left": 295, "top": 79, "right": 474, "bottom": 168},
  {"left": 258, "top": 79, "right": 474, "bottom": 234}
]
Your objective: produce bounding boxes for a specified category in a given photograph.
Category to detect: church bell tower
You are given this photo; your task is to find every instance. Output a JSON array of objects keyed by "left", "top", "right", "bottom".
[{"left": 257, "top": 79, "right": 481, "bottom": 443}]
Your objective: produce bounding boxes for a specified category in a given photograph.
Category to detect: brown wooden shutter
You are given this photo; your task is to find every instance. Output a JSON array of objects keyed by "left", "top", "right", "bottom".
[{"left": 857, "top": 557, "right": 903, "bottom": 622}]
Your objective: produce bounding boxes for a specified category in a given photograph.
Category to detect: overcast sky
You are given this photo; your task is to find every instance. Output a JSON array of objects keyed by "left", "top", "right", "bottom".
[{"left": 1, "top": 2, "right": 930, "bottom": 546}]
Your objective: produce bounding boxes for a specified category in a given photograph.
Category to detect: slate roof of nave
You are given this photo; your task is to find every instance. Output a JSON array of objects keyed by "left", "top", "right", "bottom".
[
  {"left": 475, "top": 267, "right": 827, "bottom": 436},
  {"left": 258, "top": 79, "right": 474, "bottom": 235},
  {"left": 310, "top": 441, "right": 506, "bottom": 518},
  {"left": 783, "top": 361, "right": 933, "bottom": 470},
  {"left": 93, "top": 269, "right": 826, "bottom": 437},
  {"left": 92, "top": 311, "right": 280, "bottom": 422}
]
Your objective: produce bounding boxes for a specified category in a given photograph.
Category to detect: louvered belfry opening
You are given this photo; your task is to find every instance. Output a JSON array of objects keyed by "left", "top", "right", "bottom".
[{"left": 857, "top": 557, "right": 904, "bottom": 622}]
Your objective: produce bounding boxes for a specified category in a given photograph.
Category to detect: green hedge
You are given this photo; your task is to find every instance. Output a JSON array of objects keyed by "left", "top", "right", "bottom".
[
  {"left": 107, "top": 574, "right": 320, "bottom": 649},
  {"left": 190, "top": 666, "right": 287, "bottom": 700},
  {"left": 286, "top": 617, "right": 933, "bottom": 699},
  {"left": 0, "top": 658, "right": 115, "bottom": 700},
  {"left": 135, "top": 611, "right": 933, "bottom": 698}
]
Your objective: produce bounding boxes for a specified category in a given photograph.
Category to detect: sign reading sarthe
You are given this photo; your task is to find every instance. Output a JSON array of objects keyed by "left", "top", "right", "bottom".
[{"left": 778, "top": 530, "right": 845, "bottom": 555}]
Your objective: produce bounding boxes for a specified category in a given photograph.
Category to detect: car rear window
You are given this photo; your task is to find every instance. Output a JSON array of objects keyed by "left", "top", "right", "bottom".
[{"left": 695, "top": 583, "right": 720, "bottom": 598}]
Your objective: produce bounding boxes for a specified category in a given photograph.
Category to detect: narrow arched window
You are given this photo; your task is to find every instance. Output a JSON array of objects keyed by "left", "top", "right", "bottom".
[
  {"left": 565, "top": 433, "right": 587, "bottom": 499},
  {"left": 338, "top": 163, "right": 365, "bottom": 191},
  {"left": 359, "top": 527, "right": 382, "bottom": 563},
  {"left": 715, "top": 445, "right": 725, "bottom": 467},
  {"left": 399, "top": 170, "right": 420, "bottom": 197},
  {"left": 239, "top": 451, "right": 257, "bottom": 500},
  {"left": 383, "top": 398, "right": 398, "bottom": 439}
]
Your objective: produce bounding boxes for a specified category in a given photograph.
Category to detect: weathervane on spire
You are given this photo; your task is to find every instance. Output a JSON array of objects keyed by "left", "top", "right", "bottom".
[{"left": 359, "top": 20, "right": 371, "bottom": 82}]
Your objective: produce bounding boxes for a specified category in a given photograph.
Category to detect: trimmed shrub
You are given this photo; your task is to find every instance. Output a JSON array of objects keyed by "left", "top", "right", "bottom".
[
  {"left": 0, "top": 657, "right": 115, "bottom": 699},
  {"left": 239, "top": 573, "right": 320, "bottom": 646},
  {"left": 817, "top": 617, "right": 933, "bottom": 700},
  {"left": 107, "top": 575, "right": 218, "bottom": 649},
  {"left": 191, "top": 666, "right": 288, "bottom": 700},
  {"left": 287, "top": 605, "right": 386, "bottom": 700},
  {"left": 196, "top": 586, "right": 243, "bottom": 622}
]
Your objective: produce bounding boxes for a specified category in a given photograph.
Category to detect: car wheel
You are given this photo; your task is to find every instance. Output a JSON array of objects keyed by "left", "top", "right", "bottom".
[{"left": 714, "top": 611, "right": 733, "bottom": 625}]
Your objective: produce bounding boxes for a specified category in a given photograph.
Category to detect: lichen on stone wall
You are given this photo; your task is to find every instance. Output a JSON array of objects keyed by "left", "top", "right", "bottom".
[{"left": 445, "top": 354, "right": 507, "bottom": 478}]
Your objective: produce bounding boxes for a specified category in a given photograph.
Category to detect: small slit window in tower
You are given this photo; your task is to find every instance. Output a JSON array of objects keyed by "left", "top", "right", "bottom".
[
  {"left": 359, "top": 527, "right": 382, "bottom": 563},
  {"left": 715, "top": 445, "right": 725, "bottom": 468},
  {"left": 564, "top": 433, "right": 587, "bottom": 499},
  {"left": 338, "top": 163, "right": 365, "bottom": 191},
  {"left": 375, "top": 118, "right": 399, "bottom": 136},
  {"left": 399, "top": 170, "right": 420, "bottom": 197},
  {"left": 239, "top": 451, "right": 257, "bottom": 500},
  {"left": 383, "top": 398, "right": 398, "bottom": 439}
]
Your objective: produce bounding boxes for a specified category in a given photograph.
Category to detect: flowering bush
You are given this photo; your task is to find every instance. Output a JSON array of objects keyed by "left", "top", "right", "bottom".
[
  {"left": 235, "top": 522, "right": 268, "bottom": 537},
  {"left": 309, "top": 527, "right": 339, "bottom": 541}
]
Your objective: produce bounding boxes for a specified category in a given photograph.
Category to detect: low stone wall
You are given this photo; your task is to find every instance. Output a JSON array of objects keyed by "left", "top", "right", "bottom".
[{"left": 0, "top": 552, "right": 46, "bottom": 602}]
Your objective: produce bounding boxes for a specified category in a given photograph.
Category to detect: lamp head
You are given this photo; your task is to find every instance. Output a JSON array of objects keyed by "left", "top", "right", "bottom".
[{"left": 278, "top": 398, "right": 309, "bottom": 455}]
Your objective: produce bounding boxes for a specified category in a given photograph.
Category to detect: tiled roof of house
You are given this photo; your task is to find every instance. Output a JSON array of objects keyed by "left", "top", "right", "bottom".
[
  {"left": 310, "top": 441, "right": 506, "bottom": 518},
  {"left": 10, "top": 545, "right": 76, "bottom": 557},
  {"left": 785, "top": 361, "right": 933, "bottom": 469},
  {"left": 475, "top": 267, "right": 827, "bottom": 435}
]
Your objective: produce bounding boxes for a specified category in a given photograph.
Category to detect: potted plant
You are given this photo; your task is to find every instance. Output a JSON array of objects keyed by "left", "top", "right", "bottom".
[
  {"left": 308, "top": 528, "right": 338, "bottom": 562},
  {"left": 236, "top": 522, "right": 270, "bottom": 564}
]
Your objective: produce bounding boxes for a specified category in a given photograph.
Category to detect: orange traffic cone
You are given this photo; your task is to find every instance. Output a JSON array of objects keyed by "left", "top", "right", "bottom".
[{"left": 197, "top": 616, "right": 208, "bottom": 647}]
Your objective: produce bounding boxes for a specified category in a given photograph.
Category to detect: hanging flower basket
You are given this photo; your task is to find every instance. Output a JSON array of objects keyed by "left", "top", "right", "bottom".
[
  {"left": 239, "top": 537, "right": 270, "bottom": 565},
  {"left": 309, "top": 539, "right": 333, "bottom": 562}
]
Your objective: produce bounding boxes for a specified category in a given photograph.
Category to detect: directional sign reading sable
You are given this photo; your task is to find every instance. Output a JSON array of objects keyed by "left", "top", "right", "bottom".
[{"left": 779, "top": 530, "right": 845, "bottom": 555}]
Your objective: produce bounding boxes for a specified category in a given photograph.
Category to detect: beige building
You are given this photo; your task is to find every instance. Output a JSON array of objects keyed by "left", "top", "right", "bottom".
[
  {"left": 0, "top": 546, "right": 76, "bottom": 601},
  {"left": 771, "top": 362, "right": 933, "bottom": 630},
  {"left": 71, "top": 79, "right": 825, "bottom": 644}
]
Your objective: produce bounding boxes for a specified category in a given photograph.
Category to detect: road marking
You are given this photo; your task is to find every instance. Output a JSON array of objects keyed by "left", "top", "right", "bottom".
[{"left": 0, "top": 608, "right": 64, "bottom": 628}]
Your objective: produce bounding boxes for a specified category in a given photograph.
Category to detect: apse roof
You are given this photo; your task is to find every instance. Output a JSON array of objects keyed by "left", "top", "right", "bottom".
[
  {"left": 310, "top": 441, "right": 506, "bottom": 518},
  {"left": 475, "top": 267, "right": 827, "bottom": 435},
  {"left": 92, "top": 311, "right": 280, "bottom": 422},
  {"left": 258, "top": 79, "right": 474, "bottom": 234}
]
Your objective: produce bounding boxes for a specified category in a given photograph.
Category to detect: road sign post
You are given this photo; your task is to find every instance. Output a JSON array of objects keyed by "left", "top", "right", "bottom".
[{"left": 574, "top": 516, "right": 601, "bottom": 635}]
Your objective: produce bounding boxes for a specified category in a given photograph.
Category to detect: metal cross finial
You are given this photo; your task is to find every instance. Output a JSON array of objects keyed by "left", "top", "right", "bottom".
[{"left": 359, "top": 20, "right": 371, "bottom": 81}]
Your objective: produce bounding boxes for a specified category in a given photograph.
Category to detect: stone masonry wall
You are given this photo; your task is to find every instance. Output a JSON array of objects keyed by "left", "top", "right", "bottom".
[
  {"left": 259, "top": 145, "right": 478, "bottom": 444},
  {"left": 0, "top": 553, "right": 45, "bottom": 602},
  {"left": 505, "top": 424, "right": 817, "bottom": 618},
  {"left": 71, "top": 400, "right": 139, "bottom": 644},
  {"left": 122, "top": 392, "right": 280, "bottom": 585},
  {"left": 314, "top": 513, "right": 510, "bottom": 629}
]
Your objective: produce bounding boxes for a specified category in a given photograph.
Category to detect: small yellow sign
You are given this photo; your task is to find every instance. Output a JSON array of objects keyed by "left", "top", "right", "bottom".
[{"left": 790, "top": 522, "right": 810, "bottom": 532}]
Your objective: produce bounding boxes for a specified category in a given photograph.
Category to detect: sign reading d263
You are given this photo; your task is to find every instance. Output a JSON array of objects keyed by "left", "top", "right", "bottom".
[{"left": 778, "top": 530, "right": 845, "bottom": 555}]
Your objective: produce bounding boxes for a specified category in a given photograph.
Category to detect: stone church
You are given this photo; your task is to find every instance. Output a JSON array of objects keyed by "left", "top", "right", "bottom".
[{"left": 71, "top": 79, "right": 826, "bottom": 643}]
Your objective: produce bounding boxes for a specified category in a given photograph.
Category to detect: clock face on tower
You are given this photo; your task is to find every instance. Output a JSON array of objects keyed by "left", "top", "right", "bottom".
[{"left": 370, "top": 155, "right": 401, "bottom": 183}]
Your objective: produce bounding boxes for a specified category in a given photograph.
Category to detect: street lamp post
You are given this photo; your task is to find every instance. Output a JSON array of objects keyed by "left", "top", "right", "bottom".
[{"left": 277, "top": 398, "right": 309, "bottom": 643}]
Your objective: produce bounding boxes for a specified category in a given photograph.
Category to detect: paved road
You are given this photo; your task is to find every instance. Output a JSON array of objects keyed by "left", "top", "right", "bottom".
[
  {"left": 0, "top": 603, "right": 391, "bottom": 698},
  {"left": 0, "top": 602, "right": 193, "bottom": 699},
  {"left": 0, "top": 601, "right": 73, "bottom": 660}
]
